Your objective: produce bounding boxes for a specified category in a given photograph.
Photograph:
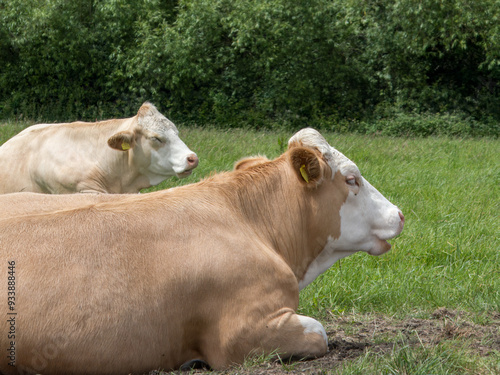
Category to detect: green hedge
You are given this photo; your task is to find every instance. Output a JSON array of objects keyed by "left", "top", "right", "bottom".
[{"left": 1, "top": 0, "right": 498, "bottom": 137}]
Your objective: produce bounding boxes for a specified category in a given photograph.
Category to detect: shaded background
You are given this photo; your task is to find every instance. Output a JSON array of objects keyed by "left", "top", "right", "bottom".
[{"left": 0, "top": 0, "right": 498, "bottom": 136}]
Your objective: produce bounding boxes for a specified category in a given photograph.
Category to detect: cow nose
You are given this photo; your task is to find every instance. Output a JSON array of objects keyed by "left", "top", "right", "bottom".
[{"left": 186, "top": 154, "right": 199, "bottom": 169}]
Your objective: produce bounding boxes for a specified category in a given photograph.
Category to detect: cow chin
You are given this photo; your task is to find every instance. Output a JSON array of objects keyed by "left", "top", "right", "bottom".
[
  {"left": 176, "top": 170, "right": 193, "bottom": 178},
  {"left": 368, "top": 238, "right": 392, "bottom": 256}
]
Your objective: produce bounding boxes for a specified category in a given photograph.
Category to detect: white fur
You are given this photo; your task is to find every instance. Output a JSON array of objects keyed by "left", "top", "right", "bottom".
[
  {"left": 288, "top": 128, "right": 357, "bottom": 180},
  {"left": 288, "top": 128, "right": 332, "bottom": 158},
  {"left": 334, "top": 177, "right": 403, "bottom": 253},
  {"left": 288, "top": 128, "right": 338, "bottom": 175},
  {"left": 297, "top": 315, "right": 328, "bottom": 347},
  {"left": 147, "top": 128, "right": 196, "bottom": 181},
  {"left": 136, "top": 105, "right": 197, "bottom": 183},
  {"left": 299, "top": 245, "right": 355, "bottom": 290}
]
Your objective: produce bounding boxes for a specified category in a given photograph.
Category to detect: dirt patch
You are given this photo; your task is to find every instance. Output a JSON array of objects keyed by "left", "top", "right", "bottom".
[{"left": 157, "top": 309, "right": 499, "bottom": 374}]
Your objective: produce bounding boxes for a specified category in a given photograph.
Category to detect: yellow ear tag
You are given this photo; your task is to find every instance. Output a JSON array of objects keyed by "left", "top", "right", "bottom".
[
  {"left": 121, "top": 142, "right": 130, "bottom": 151},
  {"left": 300, "top": 164, "right": 309, "bottom": 183}
]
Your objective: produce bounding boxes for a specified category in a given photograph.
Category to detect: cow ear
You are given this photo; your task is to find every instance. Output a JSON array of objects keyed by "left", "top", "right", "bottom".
[
  {"left": 107, "top": 131, "right": 136, "bottom": 151},
  {"left": 234, "top": 156, "right": 270, "bottom": 170},
  {"left": 289, "top": 147, "right": 323, "bottom": 186}
]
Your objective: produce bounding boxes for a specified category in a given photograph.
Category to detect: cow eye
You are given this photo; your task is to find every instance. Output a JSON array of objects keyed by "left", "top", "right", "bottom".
[
  {"left": 151, "top": 137, "right": 163, "bottom": 143},
  {"left": 346, "top": 176, "right": 357, "bottom": 186}
]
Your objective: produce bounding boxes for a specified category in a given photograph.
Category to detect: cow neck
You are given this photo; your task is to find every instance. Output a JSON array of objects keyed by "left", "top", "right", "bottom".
[
  {"left": 81, "top": 141, "right": 133, "bottom": 193},
  {"left": 118, "top": 147, "right": 151, "bottom": 193},
  {"left": 67, "top": 118, "right": 140, "bottom": 193},
  {"left": 225, "top": 155, "right": 345, "bottom": 283},
  {"left": 105, "top": 120, "right": 145, "bottom": 193}
]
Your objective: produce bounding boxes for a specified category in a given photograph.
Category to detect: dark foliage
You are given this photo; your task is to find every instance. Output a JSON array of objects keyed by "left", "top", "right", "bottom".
[{"left": 1, "top": 0, "right": 498, "bottom": 136}]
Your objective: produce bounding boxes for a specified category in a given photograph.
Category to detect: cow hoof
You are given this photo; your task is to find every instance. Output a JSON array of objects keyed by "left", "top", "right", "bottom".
[{"left": 180, "top": 359, "right": 211, "bottom": 371}]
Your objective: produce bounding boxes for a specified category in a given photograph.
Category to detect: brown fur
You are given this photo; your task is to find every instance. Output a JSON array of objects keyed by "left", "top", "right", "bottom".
[
  {"left": 0, "top": 143, "right": 346, "bottom": 374},
  {"left": 289, "top": 147, "right": 324, "bottom": 185},
  {"left": 234, "top": 155, "right": 270, "bottom": 170},
  {"left": 0, "top": 192, "right": 125, "bottom": 219}
]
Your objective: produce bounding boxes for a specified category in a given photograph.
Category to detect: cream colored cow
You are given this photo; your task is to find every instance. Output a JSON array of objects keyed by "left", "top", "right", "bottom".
[
  {"left": 0, "top": 128, "right": 404, "bottom": 374},
  {"left": 0, "top": 102, "right": 198, "bottom": 194}
]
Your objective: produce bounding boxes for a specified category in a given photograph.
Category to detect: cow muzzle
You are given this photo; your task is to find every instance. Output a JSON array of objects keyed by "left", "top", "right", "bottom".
[
  {"left": 369, "top": 210, "right": 404, "bottom": 255},
  {"left": 176, "top": 153, "right": 199, "bottom": 178}
]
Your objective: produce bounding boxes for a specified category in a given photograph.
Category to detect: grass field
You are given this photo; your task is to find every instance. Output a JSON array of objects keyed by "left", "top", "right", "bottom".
[{"left": 1, "top": 122, "right": 499, "bottom": 374}]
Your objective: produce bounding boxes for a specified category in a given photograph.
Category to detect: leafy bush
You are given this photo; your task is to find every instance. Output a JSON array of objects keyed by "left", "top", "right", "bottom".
[
  {"left": 0, "top": 0, "right": 498, "bottom": 136},
  {"left": 363, "top": 110, "right": 499, "bottom": 137}
]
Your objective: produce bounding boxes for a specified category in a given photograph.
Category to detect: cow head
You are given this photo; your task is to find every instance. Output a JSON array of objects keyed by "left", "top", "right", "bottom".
[
  {"left": 107, "top": 103, "right": 198, "bottom": 183},
  {"left": 287, "top": 128, "right": 404, "bottom": 289}
]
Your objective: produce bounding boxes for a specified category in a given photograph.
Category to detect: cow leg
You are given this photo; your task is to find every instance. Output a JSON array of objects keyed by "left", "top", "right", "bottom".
[{"left": 253, "top": 308, "right": 329, "bottom": 360}]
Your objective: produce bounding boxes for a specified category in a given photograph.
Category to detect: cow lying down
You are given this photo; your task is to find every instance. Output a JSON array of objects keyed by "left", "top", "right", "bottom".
[
  {"left": 0, "top": 128, "right": 404, "bottom": 374},
  {"left": 0, "top": 192, "right": 124, "bottom": 220},
  {"left": 0, "top": 102, "right": 198, "bottom": 194}
]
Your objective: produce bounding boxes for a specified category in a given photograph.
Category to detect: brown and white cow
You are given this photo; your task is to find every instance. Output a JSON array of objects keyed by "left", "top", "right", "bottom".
[
  {"left": 0, "top": 102, "right": 198, "bottom": 194},
  {"left": 0, "top": 128, "right": 403, "bottom": 374}
]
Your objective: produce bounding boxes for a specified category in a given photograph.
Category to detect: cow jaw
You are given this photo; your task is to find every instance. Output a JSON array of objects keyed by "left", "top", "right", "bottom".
[
  {"left": 298, "top": 180, "right": 404, "bottom": 290},
  {"left": 336, "top": 177, "right": 404, "bottom": 254},
  {"left": 298, "top": 245, "right": 357, "bottom": 290}
]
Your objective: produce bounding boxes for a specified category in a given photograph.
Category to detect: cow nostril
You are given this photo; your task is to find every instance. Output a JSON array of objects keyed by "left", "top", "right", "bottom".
[
  {"left": 187, "top": 154, "right": 199, "bottom": 168},
  {"left": 398, "top": 212, "right": 405, "bottom": 224}
]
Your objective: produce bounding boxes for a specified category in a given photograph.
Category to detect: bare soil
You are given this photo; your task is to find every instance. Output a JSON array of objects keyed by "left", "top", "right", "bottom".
[{"left": 157, "top": 308, "right": 499, "bottom": 375}]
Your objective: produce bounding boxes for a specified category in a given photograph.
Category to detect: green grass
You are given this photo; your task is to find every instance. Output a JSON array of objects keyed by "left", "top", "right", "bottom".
[
  {"left": 0, "top": 121, "right": 29, "bottom": 144},
  {"left": 336, "top": 339, "right": 497, "bottom": 375},
  {"left": 1, "top": 121, "right": 498, "bottom": 374}
]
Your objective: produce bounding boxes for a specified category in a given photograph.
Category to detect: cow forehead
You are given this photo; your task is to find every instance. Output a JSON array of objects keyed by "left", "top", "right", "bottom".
[
  {"left": 288, "top": 128, "right": 331, "bottom": 156},
  {"left": 329, "top": 147, "right": 359, "bottom": 177},
  {"left": 288, "top": 128, "right": 359, "bottom": 177},
  {"left": 137, "top": 104, "right": 178, "bottom": 135}
]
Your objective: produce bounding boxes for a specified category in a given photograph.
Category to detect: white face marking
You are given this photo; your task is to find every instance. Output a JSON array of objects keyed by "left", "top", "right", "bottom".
[
  {"left": 288, "top": 127, "right": 348, "bottom": 178},
  {"left": 148, "top": 128, "right": 197, "bottom": 176},
  {"left": 298, "top": 243, "right": 356, "bottom": 290},
  {"left": 299, "top": 175, "right": 403, "bottom": 289},
  {"left": 136, "top": 105, "right": 198, "bottom": 182},
  {"left": 297, "top": 315, "right": 328, "bottom": 347},
  {"left": 288, "top": 128, "right": 332, "bottom": 158},
  {"left": 289, "top": 128, "right": 404, "bottom": 289},
  {"left": 334, "top": 177, "right": 403, "bottom": 253}
]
